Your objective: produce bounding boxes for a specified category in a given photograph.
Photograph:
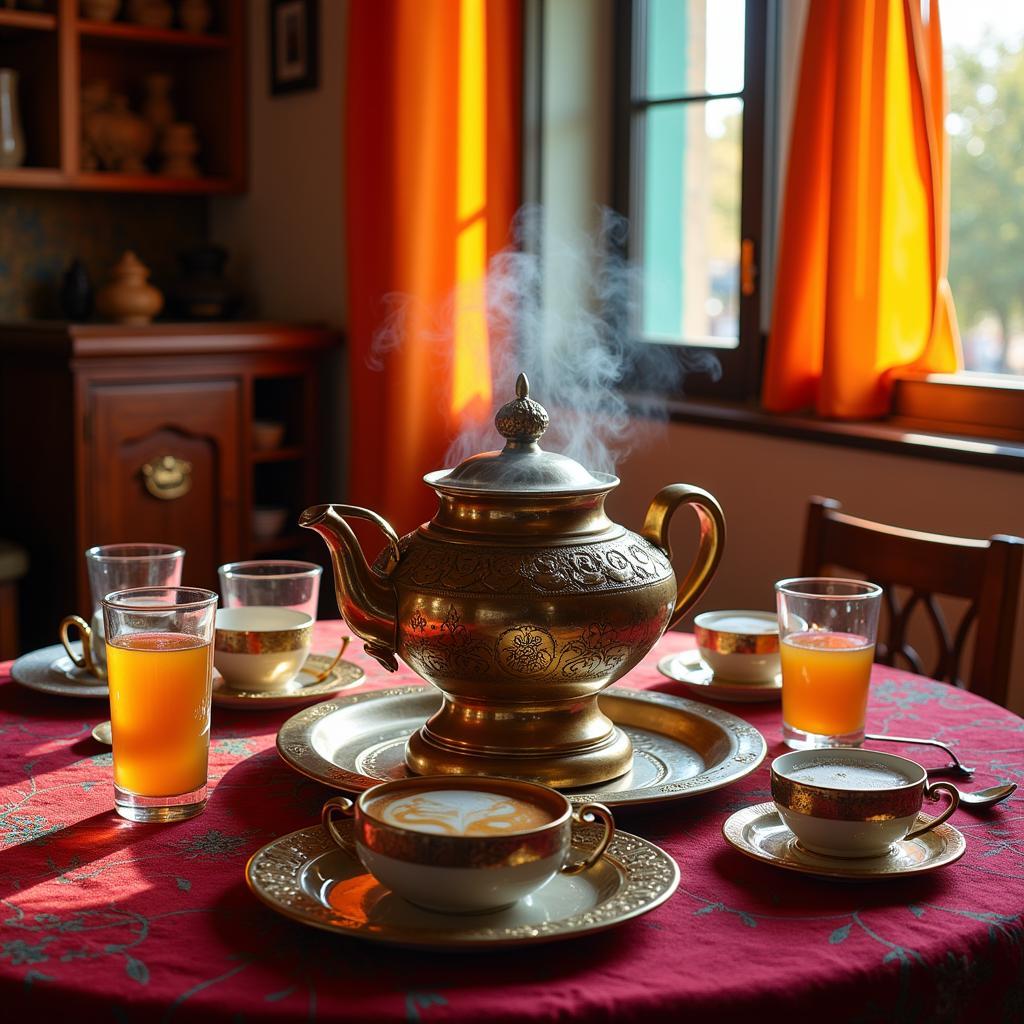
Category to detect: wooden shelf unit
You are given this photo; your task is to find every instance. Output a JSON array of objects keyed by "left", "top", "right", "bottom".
[
  {"left": 0, "top": 9, "right": 57, "bottom": 31},
  {"left": 0, "top": 0, "right": 244, "bottom": 194},
  {"left": 0, "top": 322, "right": 340, "bottom": 652}
]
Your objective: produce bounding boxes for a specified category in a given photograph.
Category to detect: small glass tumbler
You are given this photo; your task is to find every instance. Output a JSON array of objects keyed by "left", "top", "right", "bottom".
[
  {"left": 103, "top": 587, "right": 218, "bottom": 823},
  {"left": 775, "top": 577, "right": 883, "bottom": 750},
  {"left": 218, "top": 560, "right": 322, "bottom": 620}
]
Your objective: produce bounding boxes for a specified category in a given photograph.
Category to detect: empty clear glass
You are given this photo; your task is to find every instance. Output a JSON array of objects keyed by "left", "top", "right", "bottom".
[{"left": 218, "top": 560, "right": 322, "bottom": 620}]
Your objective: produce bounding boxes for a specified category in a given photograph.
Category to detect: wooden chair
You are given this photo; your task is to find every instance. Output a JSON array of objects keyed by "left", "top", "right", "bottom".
[{"left": 799, "top": 496, "right": 1024, "bottom": 707}]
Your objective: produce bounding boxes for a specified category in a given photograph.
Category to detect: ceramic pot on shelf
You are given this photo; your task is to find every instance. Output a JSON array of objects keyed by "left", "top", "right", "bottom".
[
  {"left": 128, "top": 0, "right": 172, "bottom": 29},
  {"left": 80, "top": 0, "right": 120, "bottom": 21},
  {"left": 96, "top": 251, "right": 164, "bottom": 325},
  {"left": 60, "top": 260, "right": 95, "bottom": 321},
  {"left": 89, "top": 94, "right": 153, "bottom": 173},
  {"left": 0, "top": 69, "right": 25, "bottom": 170},
  {"left": 179, "top": 0, "right": 212, "bottom": 33},
  {"left": 80, "top": 79, "right": 112, "bottom": 171}
]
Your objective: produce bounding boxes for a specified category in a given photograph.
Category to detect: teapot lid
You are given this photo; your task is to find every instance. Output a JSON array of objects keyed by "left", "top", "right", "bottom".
[{"left": 424, "top": 373, "right": 617, "bottom": 496}]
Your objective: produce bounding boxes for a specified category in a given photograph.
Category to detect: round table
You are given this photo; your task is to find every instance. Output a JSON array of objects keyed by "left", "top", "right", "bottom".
[{"left": 1, "top": 623, "right": 1022, "bottom": 1022}]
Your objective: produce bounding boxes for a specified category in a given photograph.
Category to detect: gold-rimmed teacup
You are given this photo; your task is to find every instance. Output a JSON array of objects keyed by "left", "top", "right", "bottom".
[
  {"left": 771, "top": 748, "right": 960, "bottom": 858},
  {"left": 321, "top": 776, "right": 615, "bottom": 913},
  {"left": 694, "top": 610, "right": 780, "bottom": 683},
  {"left": 214, "top": 607, "right": 313, "bottom": 691}
]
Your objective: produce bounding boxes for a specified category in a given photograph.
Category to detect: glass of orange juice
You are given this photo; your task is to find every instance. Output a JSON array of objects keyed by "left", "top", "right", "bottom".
[
  {"left": 102, "top": 586, "right": 218, "bottom": 822},
  {"left": 775, "top": 578, "right": 883, "bottom": 750}
]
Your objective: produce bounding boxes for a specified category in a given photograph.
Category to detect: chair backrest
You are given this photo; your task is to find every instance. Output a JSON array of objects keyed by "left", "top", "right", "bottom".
[{"left": 799, "top": 496, "right": 1024, "bottom": 706}]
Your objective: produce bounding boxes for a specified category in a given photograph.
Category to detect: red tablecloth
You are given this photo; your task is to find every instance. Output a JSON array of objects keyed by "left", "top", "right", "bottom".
[{"left": 1, "top": 622, "right": 1023, "bottom": 1022}]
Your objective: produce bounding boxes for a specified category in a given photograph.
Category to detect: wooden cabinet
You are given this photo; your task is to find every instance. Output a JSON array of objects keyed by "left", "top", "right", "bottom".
[
  {"left": 0, "top": 0, "right": 244, "bottom": 194},
  {"left": 0, "top": 322, "right": 340, "bottom": 652}
]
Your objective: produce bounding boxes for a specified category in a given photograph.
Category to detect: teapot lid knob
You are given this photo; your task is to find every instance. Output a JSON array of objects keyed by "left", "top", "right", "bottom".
[{"left": 495, "top": 372, "right": 550, "bottom": 445}]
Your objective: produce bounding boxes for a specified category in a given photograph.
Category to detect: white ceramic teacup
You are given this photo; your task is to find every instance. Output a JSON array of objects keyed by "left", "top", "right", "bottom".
[
  {"left": 694, "top": 610, "right": 780, "bottom": 683},
  {"left": 214, "top": 606, "right": 313, "bottom": 691},
  {"left": 771, "top": 748, "right": 960, "bottom": 858},
  {"left": 321, "top": 776, "right": 615, "bottom": 913}
]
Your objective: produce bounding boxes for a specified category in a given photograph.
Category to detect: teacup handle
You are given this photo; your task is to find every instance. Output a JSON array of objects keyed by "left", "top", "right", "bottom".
[
  {"left": 60, "top": 615, "right": 100, "bottom": 677},
  {"left": 321, "top": 795, "right": 359, "bottom": 856},
  {"left": 906, "top": 781, "right": 960, "bottom": 840},
  {"left": 562, "top": 802, "right": 615, "bottom": 876}
]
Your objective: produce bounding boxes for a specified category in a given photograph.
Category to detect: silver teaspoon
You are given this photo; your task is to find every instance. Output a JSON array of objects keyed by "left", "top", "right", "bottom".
[{"left": 929, "top": 782, "right": 1017, "bottom": 809}]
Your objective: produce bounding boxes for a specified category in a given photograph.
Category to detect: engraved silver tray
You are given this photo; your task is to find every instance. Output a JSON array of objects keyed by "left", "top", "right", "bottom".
[{"left": 276, "top": 685, "right": 766, "bottom": 807}]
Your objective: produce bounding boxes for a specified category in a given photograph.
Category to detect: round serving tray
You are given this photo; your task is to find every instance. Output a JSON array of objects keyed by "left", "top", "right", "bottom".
[{"left": 276, "top": 684, "right": 766, "bottom": 807}]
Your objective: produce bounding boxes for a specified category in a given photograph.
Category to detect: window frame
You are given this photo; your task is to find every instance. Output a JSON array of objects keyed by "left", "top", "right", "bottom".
[{"left": 613, "top": 0, "right": 769, "bottom": 401}]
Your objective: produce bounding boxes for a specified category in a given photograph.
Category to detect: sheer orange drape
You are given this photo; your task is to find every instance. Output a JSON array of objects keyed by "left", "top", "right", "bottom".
[
  {"left": 762, "top": 0, "right": 962, "bottom": 418},
  {"left": 346, "top": 0, "right": 521, "bottom": 531}
]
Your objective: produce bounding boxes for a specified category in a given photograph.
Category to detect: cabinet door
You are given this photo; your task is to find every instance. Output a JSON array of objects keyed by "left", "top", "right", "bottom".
[{"left": 86, "top": 379, "right": 242, "bottom": 593}]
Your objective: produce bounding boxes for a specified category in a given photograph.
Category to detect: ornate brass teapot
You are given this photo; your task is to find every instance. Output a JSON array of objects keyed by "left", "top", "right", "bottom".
[{"left": 300, "top": 374, "right": 724, "bottom": 787}]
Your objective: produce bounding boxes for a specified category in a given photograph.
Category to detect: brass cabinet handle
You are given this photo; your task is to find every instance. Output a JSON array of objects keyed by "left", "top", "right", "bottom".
[{"left": 141, "top": 455, "right": 193, "bottom": 500}]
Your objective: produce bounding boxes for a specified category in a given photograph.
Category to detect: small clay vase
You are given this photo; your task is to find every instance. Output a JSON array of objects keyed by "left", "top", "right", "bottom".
[
  {"left": 102, "top": 95, "right": 153, "bottom": 173},
  {"left": 129, "top": 0, "right": 172, "bottom": 29},
  {"left": 60, "top": 260, "right": 95, "bottom": 321},
  {"left": 96, "top": 252, "right": 164, "bottom": 325},
  {"left": 179, "top": 0, "right": 212, "bottom": 33},
  {"left": 160, "top": 122, "right": 199, "bottom": 178},
  {"left": 81, "top": 0, "right": 120, "bottom": 21}
]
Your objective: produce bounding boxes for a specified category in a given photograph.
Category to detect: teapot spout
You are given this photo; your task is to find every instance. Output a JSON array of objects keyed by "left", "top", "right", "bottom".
[{"left": 298, "top": 504, "right": 401, "bottom": 672}]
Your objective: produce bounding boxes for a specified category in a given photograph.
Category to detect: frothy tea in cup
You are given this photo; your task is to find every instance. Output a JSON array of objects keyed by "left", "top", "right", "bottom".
[
  {"left": 709, "top": 614, "right": 777, "bottom": 634},
  {"left": 781, "top": 760, "right": 913, "bottom": 791},
  {"left": 364, "top": 788, "right": 554, "bottom": 837}
]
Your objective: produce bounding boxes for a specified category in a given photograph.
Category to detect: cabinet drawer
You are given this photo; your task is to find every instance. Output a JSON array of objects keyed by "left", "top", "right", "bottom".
[{"left": 85, "top": 379, "right": 243, "bottom": 592}]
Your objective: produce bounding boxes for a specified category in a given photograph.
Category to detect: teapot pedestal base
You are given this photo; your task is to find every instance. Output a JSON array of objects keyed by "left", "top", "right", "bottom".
[{"left": 404, "top": 697, "right": 634, "bottom": 788}]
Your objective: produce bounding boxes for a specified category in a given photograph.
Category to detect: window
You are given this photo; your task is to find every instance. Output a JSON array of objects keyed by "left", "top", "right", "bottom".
[
  {"left": 944, "top": 1, "right": 1024, "bottom": 377},
  {"left": 615, "top": 0, "right": 768, "bottom": 398}
]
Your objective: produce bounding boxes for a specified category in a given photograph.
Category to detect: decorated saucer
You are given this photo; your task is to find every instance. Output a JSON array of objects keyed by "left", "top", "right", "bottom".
[
  {"left": 246, "top": 820, "right": 679, "bottom": 949},
  {"left": 11, "top": 642, "right": 109, "bottom": 699},
  {"left": 212, "top": 650, "right": 365, "bottom": 710},
  {"left": 657, "top": 648, "right": 781, "bottom": 703},
  {"left": 721, "top": 802, "right": 967, "bottom": 880}
]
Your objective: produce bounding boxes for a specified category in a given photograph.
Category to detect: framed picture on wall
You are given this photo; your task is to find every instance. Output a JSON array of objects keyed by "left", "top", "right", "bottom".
[{"left": 269, "top": 0, "right": 319, "bottom": 96}]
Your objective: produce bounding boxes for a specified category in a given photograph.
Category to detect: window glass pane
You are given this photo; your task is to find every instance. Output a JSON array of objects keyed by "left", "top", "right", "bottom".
[
  {"left": 640, "top": 98, "right": 743, "bottom": 345},
  {"left": 944, "top": 0, "right": 1024, "bottom": 374},
  {"left": 645, "top": 0, "right": 745, "bottom": 100}
]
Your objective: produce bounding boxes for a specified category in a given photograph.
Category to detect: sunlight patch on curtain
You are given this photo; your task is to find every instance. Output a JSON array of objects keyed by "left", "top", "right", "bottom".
[{"left": 452, "top": 0, "right": 493, "bottom": 424}]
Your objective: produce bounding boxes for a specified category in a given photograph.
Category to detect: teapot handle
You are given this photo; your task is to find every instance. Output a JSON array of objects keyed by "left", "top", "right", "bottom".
[{"left": 641, "top": 484, "right": 725, "bottom": 630}]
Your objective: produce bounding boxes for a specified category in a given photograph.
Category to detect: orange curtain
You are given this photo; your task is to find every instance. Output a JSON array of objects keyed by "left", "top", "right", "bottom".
[
  {"left": 345, "top": 0, "right": 522, "bottom": 532},
  {"left": 762, "top": 0, "right": 961, "bottom": 418}
]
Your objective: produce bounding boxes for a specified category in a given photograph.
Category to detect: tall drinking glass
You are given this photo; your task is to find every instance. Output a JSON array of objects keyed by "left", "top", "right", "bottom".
[
  {"left": 103, "top": 587, "right": 217, "bottom": 823},
  {"left": 60, "top": 543, "right": 185, "bottom": 678},
  {"left": 775, "top": 578, "right": 883, "bottom": 750},
  {"left": 218, "top": 560, "right": 322, "bottom": 619}
]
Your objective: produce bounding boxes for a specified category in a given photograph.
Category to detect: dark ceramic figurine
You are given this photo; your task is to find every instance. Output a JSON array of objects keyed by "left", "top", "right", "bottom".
[
  {"left": 171, "top": 243, "right": 241, "bottom": 320},
  {"left": 60, "top": 259, "right": 94, "bottom": 321}
]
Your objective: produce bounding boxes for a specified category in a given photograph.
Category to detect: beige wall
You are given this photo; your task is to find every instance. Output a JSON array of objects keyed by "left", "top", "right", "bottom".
[
  {"left": 606, "top": 422, "right": 1024, "bottom": 714},
  {"left": 210, "top": 1, "right": 348, "bottom": 492},
  {"left": 210, "top": 0, "right": 346, "bottom": 326}
]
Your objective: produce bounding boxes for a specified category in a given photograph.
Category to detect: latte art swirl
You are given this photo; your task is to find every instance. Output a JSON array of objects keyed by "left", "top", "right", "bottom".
[{"left": 367, "top": 789, "right": 553, "bottom": 836}]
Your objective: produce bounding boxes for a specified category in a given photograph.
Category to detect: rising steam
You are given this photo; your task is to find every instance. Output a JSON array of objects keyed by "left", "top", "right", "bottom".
[{"left": 371, "top": 205, "right": 721, "bottom": 476}]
